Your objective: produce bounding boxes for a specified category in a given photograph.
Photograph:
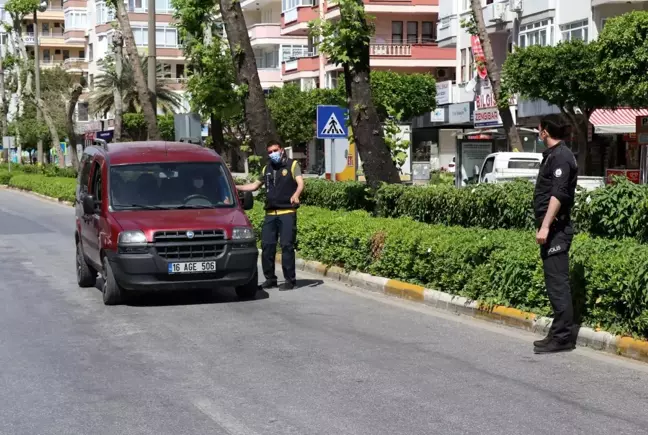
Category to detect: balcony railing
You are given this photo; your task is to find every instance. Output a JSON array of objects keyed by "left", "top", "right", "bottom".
[
  {"left": 370, "top": 43, "right": 411, "bottom": 56},
  {"left": 63, "top": 57, "right": 88, "bottom": 69},
  {"left": 161, "top": 77, "right": 189, "bottom": 84}
]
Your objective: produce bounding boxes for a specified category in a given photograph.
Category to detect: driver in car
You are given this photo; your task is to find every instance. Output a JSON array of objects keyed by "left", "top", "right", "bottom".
[{"left": 191, "top": 173, "right": 231, "bottom": 205}]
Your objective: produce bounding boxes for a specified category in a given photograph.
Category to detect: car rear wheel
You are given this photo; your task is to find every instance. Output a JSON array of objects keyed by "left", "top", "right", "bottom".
[
  {"left": 102, "top": 257, "right": 125, "bottom": 306},
  {"left": 235, "top": 268, "right": 259, "bottom": 301},
  {"left": 76, "top": 241, "right": 97, "bottom": 288}
]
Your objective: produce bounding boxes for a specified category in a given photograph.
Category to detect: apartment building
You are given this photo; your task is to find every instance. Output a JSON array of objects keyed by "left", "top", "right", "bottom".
[
  {"left": 421, "top": 0, "right": 648, "bottom": 178},
  {"left": 277, "top": 0, "right": 454, "bottom": 91}
]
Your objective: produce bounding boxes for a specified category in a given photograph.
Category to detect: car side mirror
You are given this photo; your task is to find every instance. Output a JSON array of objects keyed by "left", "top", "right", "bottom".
[
  {"left": 82, "top": 194, "right": 96, "bottom": 215},
  {"left": 239, "top": 191, "right": 254, "bottom": 210},
  {"left": 474, "top": 165, "right": 480, "bottom": 177}
]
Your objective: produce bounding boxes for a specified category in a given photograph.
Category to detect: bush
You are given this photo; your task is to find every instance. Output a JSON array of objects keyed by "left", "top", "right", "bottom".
[
  {"left": 0, "top": 163, "right": 77, "bottom": 178},
  {"left": 0, "top": 170, "right": 11, "bottom": 184},
  {"left": 247, "top": 203, "right": 648, "bottom": 338},
  {"left": 9, "top": 174, "right": 76, "bottom": 202},
  {"left": 301, "top": 179, "right": 372, "bottom": 211}
]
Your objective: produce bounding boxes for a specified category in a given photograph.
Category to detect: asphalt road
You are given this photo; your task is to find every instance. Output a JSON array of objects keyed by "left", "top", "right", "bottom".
[{"left": 1, "top": 188, "right": 648, "bottom": 435}]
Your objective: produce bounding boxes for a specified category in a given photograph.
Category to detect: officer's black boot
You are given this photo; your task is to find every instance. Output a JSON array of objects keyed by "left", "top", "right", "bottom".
[{"left": 533, "top": 333, "right": 553, "bottom": 348}]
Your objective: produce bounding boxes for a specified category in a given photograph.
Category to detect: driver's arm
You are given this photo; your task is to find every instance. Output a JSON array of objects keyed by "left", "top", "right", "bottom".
[{"left": 236, "top": 180, "right": 262, "bottom": 192}]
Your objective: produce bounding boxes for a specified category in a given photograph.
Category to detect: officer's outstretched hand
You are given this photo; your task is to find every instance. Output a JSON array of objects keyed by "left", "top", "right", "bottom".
[{"left": 290, "top": 194, "right": 300, "bottom": 205}]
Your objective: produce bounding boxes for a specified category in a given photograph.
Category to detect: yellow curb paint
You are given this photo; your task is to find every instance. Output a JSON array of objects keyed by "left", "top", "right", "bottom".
[
  {"left": 384, "top": 280, "right": 425, "bottom": 301},
  {"left": 326, "top": 266, "right": 345, "bottom": 279},
  {"left": 491, "top": 306, "right": 536, "bottom": 322},
  {"left": 617, "top": 337, "right": 648, "bottom": 358},
  {"left": 313, "top": 263, "right": 328, "bottom": 275}
]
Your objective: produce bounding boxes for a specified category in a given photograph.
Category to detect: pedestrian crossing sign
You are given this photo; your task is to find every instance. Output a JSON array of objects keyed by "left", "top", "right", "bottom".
[{"left": 317, "top": 105, "right": 348, "bottom": 139}]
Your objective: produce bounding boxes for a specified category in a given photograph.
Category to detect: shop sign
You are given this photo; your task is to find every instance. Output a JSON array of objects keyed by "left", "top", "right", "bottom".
[
  {"left": 470, "top": 36, "right": 488, "bottom": 80},
  {"left": 430, "top": 107, "right": 448, "bottom": 123},
  {"left": 449, "top": 103, "right": 472, "bottom": 124},
  {"left": 606, "top": 169, "right": 640, "bottom": 184},
  {"left": 435, "top": 81, "right": 452, "bottom": 106},
  {"left": 474, "top": 92, "right": 501, "bottom": 128},
  {"left": 636, "top": 116, "right": 648, "bottom": 144}
]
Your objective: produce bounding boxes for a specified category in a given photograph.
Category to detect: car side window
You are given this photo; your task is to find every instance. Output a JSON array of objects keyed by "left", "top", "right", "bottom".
[
  {"left": 90, "top": 162, "right": 102, "bottom": 204},
  {"left": 78, "top": 154, "right": 93, "bottom": 193},
  {"left": 481, "top": 157, "right": 495, "bottom": 181}
]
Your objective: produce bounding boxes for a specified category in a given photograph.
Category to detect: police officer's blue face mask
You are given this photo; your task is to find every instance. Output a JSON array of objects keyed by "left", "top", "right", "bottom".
[{"left": 269, "top": 150, "right": 282, "bottom": 164}]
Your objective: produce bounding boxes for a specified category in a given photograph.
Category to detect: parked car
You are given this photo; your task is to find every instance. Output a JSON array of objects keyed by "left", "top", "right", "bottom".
[
  {"left": 74, "top": 141, "right": 259, "bottom": 305},
  {"left": 475, "top": 152, "right": 604, "bottom": 191}
]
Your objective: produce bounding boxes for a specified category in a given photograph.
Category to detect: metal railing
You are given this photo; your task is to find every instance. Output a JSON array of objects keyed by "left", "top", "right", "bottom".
[{"left": 369, "top": 43, "right": 412, "bottom": 56}]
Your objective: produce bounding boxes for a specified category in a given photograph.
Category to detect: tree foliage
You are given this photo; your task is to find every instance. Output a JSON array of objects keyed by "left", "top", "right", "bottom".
[
  {"left": 595, "top": 11, "right": 648, "bottom": 108},
  {"left": 502, "top": 40, "right": 608, "bottom": 115},
  {"left": 368, "top": 70, "right": 436, "bottom": 121},
  {"left": 90, "top": 54, "right": 184, "bottom": 116}
]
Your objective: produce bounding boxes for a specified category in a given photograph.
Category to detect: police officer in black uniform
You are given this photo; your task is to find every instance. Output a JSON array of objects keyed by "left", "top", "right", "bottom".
[
  {"left": 236, "top": 141, "right": 304, "bottom": 291},
  {"left": 533, "top": 114, "right": 578, "bottom": 354}
]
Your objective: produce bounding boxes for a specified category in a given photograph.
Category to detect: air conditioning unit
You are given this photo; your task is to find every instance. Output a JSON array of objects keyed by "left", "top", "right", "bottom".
[
  {"left": 509, "top": 0, "right": 522, "bottom": 12},
  {"left": 489, "top": 2, "right": 508, "bottom": 23}
]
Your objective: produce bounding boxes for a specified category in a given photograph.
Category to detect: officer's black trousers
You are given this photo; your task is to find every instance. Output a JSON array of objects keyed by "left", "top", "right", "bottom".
[
  {"left": 540, "top": 227, "right": 574, "bottom": 344},
  {"left": 261, "top": 213, "right": 297, "bottom": 283}
]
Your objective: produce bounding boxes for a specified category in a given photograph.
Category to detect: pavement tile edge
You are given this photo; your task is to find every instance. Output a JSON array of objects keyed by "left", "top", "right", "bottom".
[{"left": 276, "top": 251, "right": 647, "bottom": 364}]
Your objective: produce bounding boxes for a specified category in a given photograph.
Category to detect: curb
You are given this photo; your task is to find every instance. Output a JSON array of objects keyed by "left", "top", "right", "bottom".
[
  {"left": 269, "top": 252, "right": 648, "bottom": 364},
  {"left": 0, "top": 185, "right": 75, "bottom": 207}
]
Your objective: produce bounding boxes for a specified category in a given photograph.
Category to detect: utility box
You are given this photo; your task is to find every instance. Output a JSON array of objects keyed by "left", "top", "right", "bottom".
[{"left": 174, "top": 113, "right": 202, "bottom": 144}]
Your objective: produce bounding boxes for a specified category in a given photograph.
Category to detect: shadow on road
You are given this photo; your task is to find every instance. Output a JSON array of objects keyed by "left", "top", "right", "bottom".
[{"left": 94, "top": 278, "right": 270, "bottom": 307}]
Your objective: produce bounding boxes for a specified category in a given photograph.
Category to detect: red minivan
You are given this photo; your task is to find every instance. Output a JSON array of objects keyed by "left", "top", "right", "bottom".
[{"left": 74, "top": 141, "right": 259, "bottom": 305}]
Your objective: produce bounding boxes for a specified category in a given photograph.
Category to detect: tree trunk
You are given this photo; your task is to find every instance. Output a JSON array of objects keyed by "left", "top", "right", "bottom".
[
  {"left": 470, "top": 0, "right": 522, "bottom": 151},
  {"left": 218, "top": 0, "right": 279, "bottom": 156},
  {"left": 114, "top": 2, "right": 160, "bottom": 140},
  {"left": 343, "top": 61, "right": 401, "bottom": 186},
  {"left": 112, "top": 29, "right": 124, "bottom": 142},
  {"left": 0, "top": 50, "right": 7, "bottom": 162},
  {"left": 32, "top": 95, "right": 64, "bottom": 167},
  {"left": 66, "top": 84, "right": 84, "bottom": 170},
  {"left": 560, "top": 107, "right": 588, "bottom": 175},
  {"left": 210, "top": 113, "right": 226, "bottom": 154}
]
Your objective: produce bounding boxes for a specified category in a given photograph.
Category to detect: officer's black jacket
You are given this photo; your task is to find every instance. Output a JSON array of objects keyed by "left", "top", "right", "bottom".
[
  {"left": 262, "top": 157, "right": 299, "bottom": 211},
  {"left": 533, "top": 141, "right": 578, "bottom": 227}
]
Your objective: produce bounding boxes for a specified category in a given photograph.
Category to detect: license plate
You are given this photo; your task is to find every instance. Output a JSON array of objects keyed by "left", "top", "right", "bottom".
[{"left": 168, "top": 261, "right": 217, "bottom": 274}]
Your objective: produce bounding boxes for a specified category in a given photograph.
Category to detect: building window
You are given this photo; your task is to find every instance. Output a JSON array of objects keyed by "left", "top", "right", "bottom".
[
  {"left": 79, "top": 49, "right": 85, "bottom": 59},
  {"left": 96, "top": 2, "right": 116, "bottom": 25},
  {"left": 64, "top": 9, "right": 87, "bottom": 29},
  {"left": 88, "top": 43, "right": 93, "bottom": 61},
  {"left": 460, "top": 48, "right": 467, "bottom": 83},
  {"left": 407, "top": 21, "right": 418, "bottom": 44},
  {"left": 281, "top": 0, "right": 313, "bottom": 13},
  {"left": 601, "top": 18, "right": 608, "bottom": 29},
  {"left": 155, "top": 0, "right": 173, "bottom": 14},
  {"left": 281, "top": 44, "right": 309, "bottom": 62},
  {"left": 392, "top": 21, "right": 403, "bottom": 44},
  {"left": 518, "top": 19, "right": 553, "bottom": 48},
  {"left": 132, "top": 26, "right": 178, "bottom": 47},
  {"left": 77, "top": 102, "right": 89, "bottom": 121},
  {"left": 561, "top": 19, "right": 588, "bottom": 42},
  {"left": 422, "top": 21, "right": 435, "bottom": 43}
]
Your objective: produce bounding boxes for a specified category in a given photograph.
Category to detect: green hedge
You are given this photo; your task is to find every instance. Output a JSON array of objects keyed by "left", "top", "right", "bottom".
[
  {"left": 247, "top": 203, "right": 648, "bottom": 339},
  {"left": 0, "top": 170, "right": 11, "bottom": 185},
  {"left": 300, "top": 177, "right": 648, "bottom": 242},
  {"left": 8, "top": 174, "right": 76, "bottom": 202},
  {"left": 0, "top": 164, "right": 78, "bottom": 179}
]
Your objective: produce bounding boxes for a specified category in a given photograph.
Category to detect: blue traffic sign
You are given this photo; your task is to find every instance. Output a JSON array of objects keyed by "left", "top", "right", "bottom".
[{"left": 316, "top": 105, "right": 348, "bottom": 139}]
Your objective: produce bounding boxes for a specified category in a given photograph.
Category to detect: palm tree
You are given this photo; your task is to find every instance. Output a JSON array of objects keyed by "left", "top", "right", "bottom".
[{"left": 90, "top": 54, "right": 184, "bottom": 117}]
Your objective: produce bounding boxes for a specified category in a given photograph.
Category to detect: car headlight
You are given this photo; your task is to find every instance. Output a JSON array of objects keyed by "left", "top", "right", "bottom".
[
  {"left": 118, "top": 230, "right": 147, "bottom": 245},
  {"left": 231, "top": 227, "right": 255, "bottom": 240}
]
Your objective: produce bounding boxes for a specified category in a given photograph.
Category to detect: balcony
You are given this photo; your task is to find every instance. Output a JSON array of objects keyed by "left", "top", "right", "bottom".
[
  {"left": 26, "top": 4, "right": 64, "bottom": 19},
  {"left": 63, "top": 57, "right": 88, "bottom": 72},
  {"left": 39, "top": 59, "right": 64, "bottom": 68},
  {"left": 282, "top": 54, "right": 319, "bottom": 78},
  {"left": 368, "top": 42, "right": 455, "bottom": 67},
  {"left": 281, "top": 6, "right": 318, "bottom": 36},
  {"left": 160, "top": 77, "right": 188, "bottom": 90},
  {"left": 258, "top": 68, "right": 282, "bottom": 87},
  {"left": 325, "top": 0, "right": 438, "bottom": 19},
  {"left": 437, "top": 14, "right": 458, "bottom": 48},
  {"left": 248, "top": 23, "right": 283, "bottom": 46}
]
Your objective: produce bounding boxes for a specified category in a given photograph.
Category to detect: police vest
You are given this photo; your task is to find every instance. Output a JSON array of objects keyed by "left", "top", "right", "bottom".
[{"left": 263, "top": 158, "right": 299, "bottom": 211}]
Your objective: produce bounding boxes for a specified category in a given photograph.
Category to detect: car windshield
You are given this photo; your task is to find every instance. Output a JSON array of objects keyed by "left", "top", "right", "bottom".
[{"left": 110, "top": 162, "right": 235, "bottom": 211}]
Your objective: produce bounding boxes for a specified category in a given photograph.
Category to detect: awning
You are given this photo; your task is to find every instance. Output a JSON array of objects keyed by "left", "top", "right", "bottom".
[{"left": 590, "top": 108, "right": 648, "bottom": 134}]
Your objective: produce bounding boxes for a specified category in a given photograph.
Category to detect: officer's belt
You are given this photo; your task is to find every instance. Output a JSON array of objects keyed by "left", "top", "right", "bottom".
[{"left": 266, "top": 209, "right": 297, "bottom": 216}]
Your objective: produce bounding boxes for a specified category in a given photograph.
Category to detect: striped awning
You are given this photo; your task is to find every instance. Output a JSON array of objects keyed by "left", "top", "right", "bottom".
[{"left": 590, "top": 108, "right": 648, "bottom": 134}]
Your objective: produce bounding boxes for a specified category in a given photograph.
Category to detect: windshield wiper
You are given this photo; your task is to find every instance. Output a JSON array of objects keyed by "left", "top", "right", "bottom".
[
  {"left": 115, "top": 204, "right": 169, "bottom": 210},
  {"left": 171, "top": 204, "right": 218, "bottom": 209}
]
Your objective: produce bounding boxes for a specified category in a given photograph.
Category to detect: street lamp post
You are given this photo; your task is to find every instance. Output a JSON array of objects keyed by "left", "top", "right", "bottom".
[{"left": 34, "top": 0, "right": 48, "bottom": 165}]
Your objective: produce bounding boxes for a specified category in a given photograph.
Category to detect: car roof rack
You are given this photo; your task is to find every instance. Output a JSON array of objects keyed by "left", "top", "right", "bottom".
[
  {"left": 93, "top": 138, "right": 108, "bottom": 149},
  {"left": 178, "top": 137, "right": 203, "bottom": 146}
]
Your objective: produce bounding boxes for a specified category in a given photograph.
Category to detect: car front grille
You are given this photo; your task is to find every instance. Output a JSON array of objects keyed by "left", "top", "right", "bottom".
[{"left": 153, "top": 229, "right": 227, "bottom": 260}]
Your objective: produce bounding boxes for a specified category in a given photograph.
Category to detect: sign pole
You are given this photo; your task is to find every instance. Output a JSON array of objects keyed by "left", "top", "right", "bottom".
[{"left": 330, "top": 139, "right": 335, "bottom": 182}]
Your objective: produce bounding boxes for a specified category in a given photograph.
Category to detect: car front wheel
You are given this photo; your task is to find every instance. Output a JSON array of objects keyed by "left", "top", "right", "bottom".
[
  {"left": 102, "top": 257, "right": 125, "bottom": 306},
  {"left": 76, "top": 241, "right": 97, "bottom": 288}
]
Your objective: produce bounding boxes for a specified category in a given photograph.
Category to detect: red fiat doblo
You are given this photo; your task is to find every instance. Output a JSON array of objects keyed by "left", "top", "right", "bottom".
[{"left": 74, "top": 141, "right": 259, "bottom": 305}]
